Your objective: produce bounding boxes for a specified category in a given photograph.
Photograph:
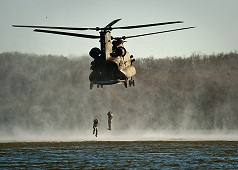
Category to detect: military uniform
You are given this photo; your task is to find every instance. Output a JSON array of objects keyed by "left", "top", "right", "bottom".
[
  {"left": 93, "top": 118, "right": 99, "bottom": 137},
  {"left": 107, "top": 111, "right": 113, "bottom": 130}
]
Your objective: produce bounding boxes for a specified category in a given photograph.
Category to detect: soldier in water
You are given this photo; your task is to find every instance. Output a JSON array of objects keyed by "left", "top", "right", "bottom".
[
  {"left": 93, "top": 118, "right": 99, "bottom": 137},
  {"left": 107, "top": 111, "right": 113, "bottom": 130}
]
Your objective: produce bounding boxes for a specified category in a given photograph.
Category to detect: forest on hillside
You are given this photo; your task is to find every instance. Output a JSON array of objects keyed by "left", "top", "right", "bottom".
[{"left": 0, "top": 51, "right": 238, "bottom": 133}]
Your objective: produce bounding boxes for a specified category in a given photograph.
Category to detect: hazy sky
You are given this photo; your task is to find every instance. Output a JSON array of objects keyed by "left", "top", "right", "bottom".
[{"left": 1, "top": 0, "right": 238, "bottom": 58}]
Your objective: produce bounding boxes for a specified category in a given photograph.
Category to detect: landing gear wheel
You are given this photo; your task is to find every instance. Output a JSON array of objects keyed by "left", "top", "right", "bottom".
[
  {"left": 124, "top": 81, "right": 128, "bottom": 88},
  {"left": 132, "top": 79, "right": 135, "bottom": 86},
  {"left": 129, "top": 78, "right": 135, "bottom": 87},
  {"left": 90, "top": 83, "right": 93, "bottom": 90},
  {"left": 96, "top": 84, "right": 103, "bottom": 88}
]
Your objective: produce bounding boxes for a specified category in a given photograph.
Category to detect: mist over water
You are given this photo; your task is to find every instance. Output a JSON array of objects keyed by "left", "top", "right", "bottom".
[{"left": 0, "top": 52, "right": 238, "bottom": 142}]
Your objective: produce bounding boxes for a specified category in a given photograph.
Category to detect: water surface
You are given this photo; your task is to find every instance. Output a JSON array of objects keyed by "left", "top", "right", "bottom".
[{"left": 1, "top": 141, "right": 237, "bottom": 169}]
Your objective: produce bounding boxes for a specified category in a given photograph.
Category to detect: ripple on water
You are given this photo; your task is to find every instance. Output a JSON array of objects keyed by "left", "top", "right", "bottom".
[{"left": 0, "top": 141, "right": 238, "bottom": 169}]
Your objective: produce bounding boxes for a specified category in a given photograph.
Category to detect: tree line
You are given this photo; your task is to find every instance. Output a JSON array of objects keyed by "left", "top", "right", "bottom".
[{"left": 0, "top": 51, "right": 237, "bottom": 132}]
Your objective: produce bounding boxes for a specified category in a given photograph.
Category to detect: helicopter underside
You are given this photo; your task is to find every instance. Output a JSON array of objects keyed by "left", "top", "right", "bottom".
[
  {"left": 89, "top": 76, "right": 135, "bottom": 89},
  {"left": 89, "top": 60, "right": 136, "bottom": 89},
  {"left": 91, "top": 79, "right": 125, "bottom": 85}
]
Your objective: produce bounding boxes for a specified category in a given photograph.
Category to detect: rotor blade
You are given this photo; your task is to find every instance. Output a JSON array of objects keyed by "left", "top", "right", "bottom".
[
  {"left": 105, "top": 18, "right": 121, "bottom": 28},
  {"left": 13, "top": 25, "right": 98, "bottom": 31},
  {"left": 34, "top": 29, "right": 100, "bottom": 39},
  {"left": 12, "top": 20, "right": 184, "bottom": 31},
  {"left": 123, "top": 27, "right": 195, "bottom": 39},
  {"left": 111, "top": 21, "right": 183, "bottom": 30}
]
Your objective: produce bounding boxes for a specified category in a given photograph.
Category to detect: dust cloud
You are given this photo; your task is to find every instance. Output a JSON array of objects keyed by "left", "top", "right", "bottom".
[{"left": 0, "top": 52, "right": 238, "bottom": 142}]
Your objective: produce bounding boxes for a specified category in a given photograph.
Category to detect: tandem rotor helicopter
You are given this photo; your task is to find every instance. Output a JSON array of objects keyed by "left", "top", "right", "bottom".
[{"left": 13, "top": 19, "right": 194, "bottom": 89}]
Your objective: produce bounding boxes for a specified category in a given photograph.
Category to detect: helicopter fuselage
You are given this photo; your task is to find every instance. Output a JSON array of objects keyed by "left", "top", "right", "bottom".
[{"left": 89, "top": 31, "right": 136, "bottom": 88}]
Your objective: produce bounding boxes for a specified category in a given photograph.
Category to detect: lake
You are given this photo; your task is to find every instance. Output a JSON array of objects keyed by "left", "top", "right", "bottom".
[{"left": 0, "top": 140, "right": 237, "bottom": 169}]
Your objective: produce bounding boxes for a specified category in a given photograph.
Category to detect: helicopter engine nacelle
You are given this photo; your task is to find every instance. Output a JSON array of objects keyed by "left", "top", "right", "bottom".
[
  {"left": 111, "top": 47, "right": 126, "bottom": 57},
  {"left": 89, "top": 47, "right": 101, "bottom": 59},
  {"left": 116, "top": 47, "right": 126, "bottom": 57}
]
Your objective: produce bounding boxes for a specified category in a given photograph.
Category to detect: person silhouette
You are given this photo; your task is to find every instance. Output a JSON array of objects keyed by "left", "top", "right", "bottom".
[
  {"left": 107, "top": 111, "right": 113, "bottom": 130},
  {"left": 93, "top": 118, "right": 99, "bottom": 137}
]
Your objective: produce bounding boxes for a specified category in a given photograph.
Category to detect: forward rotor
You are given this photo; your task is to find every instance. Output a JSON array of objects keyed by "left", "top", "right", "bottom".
[
  {"left": 12, "top": 19, "right": 184, "bottom": 32},
  {"left": 13, "top": 19, "right": 195, "bottom": 40}
]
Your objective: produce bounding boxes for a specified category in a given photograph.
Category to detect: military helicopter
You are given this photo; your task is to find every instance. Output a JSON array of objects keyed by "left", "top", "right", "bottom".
[{"left": 13, "top": 19, "right": 194, "bottom": 89}]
